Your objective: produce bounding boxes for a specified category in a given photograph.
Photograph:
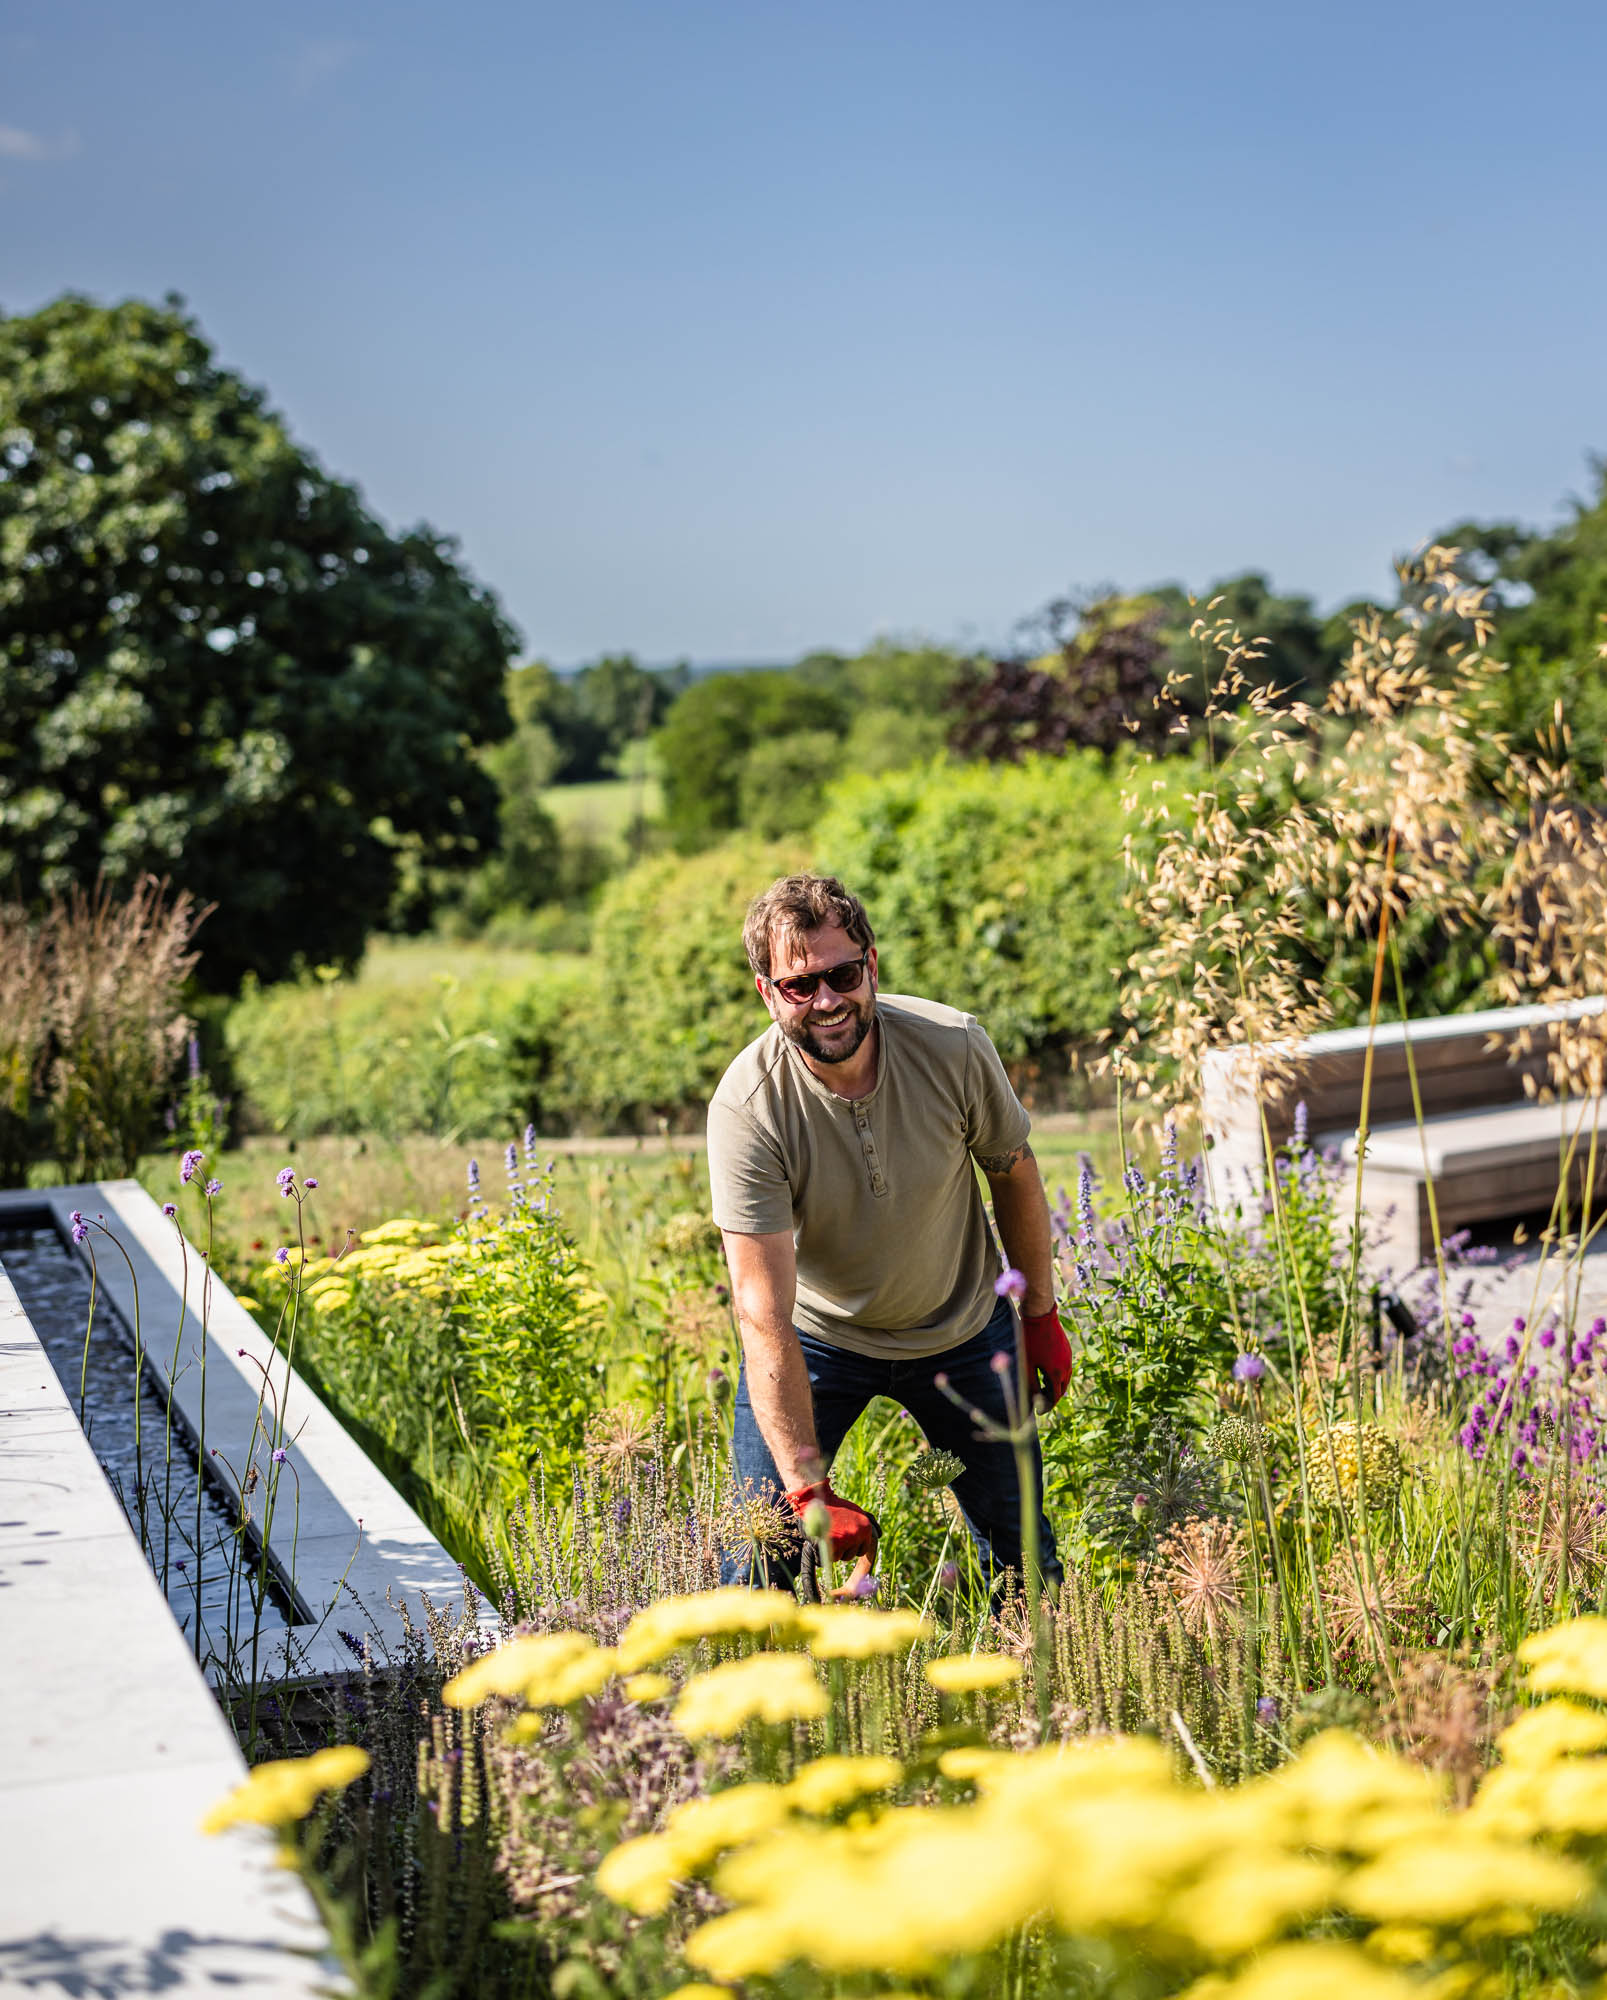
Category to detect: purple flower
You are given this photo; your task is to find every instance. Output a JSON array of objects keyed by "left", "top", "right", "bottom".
[
  {"left": 303, "top": 1177, "right": 317, "bottom": 1191},
  {"left": 1505, "top": 1334, "right": 1521, "bottom": 1361},
  {"left": 990, "top": 1351, "right": 1013, "bottom": 1375},
  {"left": 274, "top": 1246, "right": 290, "bottom": 1265},
  {"left": 1514, "top": 1316, "right": 1527, "bottom": 1334},
  {"left": 1234, "top": 1353, "right": 1267, "bottom": 1383},
  {"left": 1256, "top": 1695, "right": 1279, "bottom": 1723},
  {"left": 204, "top": 1178, "right": 222, "bottom": 1198},
  {"left": 161, "top": 1202, "right": 177, "bottom": 1219},
  {"left": 180, "top": 1149, "right": 205, "bottom": 1185},
  {"left": 994, "top": 1267, "right": 1028, "bottom": 1303},
  {"left": 276, "top": 1166, "right": 295, "bottom": 1197},
  {"left": 1461, "top": 1312, "right": 1475, "bottom": 1329},
  {"left": 1541, "top": 1329, "right": 1556, "bottom": 1349},
  {"left": 271, "top": 1447, "right": 287, "bottom": 1464},
  {"left": 848, "top": 1570, "right": 880, "bottom": 1599},
  {"left": 523, "top": 1122, "right": 538, "bottom": 1163},
  {"left": 68, "top": 1209, "right": 88, "bottom": 1244},
  {"left": 1291, "top": 1101, "right": 1309, "bottom": 1154},
  {"left": 467, "top": 1157, "right": 481, "bottom": 1196},
  {"left": 505, "top": 1141, "right": 518, "bottom": 1176},
  {"left": 938, "top": 1560, "right": 959, "bottom": 1589}
]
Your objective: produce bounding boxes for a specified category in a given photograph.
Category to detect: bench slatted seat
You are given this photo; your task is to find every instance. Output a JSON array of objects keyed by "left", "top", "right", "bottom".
[
  {"left": 1331, "top": 1097, "right": 1607, "bottom": 1271},
  {"left": 1200, "top": 998, "right": 1607, "bottom": 1274}
]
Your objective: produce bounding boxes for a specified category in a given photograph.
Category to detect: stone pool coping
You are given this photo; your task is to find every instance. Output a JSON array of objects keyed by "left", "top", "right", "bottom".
[{"left": 0, "top": 1179, "right": 478, "bottom": 1992}]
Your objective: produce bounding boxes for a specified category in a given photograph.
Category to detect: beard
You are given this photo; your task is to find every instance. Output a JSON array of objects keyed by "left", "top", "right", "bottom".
[{"left": 778, "top": 987, "right": 876, "bottom": 1065}]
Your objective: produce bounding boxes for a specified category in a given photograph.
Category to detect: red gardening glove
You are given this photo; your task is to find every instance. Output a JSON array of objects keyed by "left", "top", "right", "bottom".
[
  {"left": 784, "top": 1480, "right": 879, "bottom": 1563},
  {"left": 1021, "top": 1307, "right": 1071, "bottom": 1410}
]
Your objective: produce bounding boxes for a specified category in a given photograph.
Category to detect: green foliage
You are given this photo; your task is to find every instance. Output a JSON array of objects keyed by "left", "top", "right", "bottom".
[
  {"left": 226, "top": 957, "right": 595, "bottom": 1141},
  {"left": 511, "top": 655, "right": 688, "bottom": 785},
  {"left": 1042, "top": 1149, "right": 1240, "bottom": 1563},
  {"left": 653, "top": 644, "right": 971, "bottom": 851},
  {"left": 815, "top": 753, "right": 1140, "bottom": 1063},
  {"left": 557, "top": 837, "right": 805, "bottom": 1126},
  {"left": 655, "top": 670, "right": 848, "bottom": 850},
  {"left": 282, "top": 1165, "right": 601, "bottom": 1554},
  {"left": 0, "top": 294, "right": 515, "bottom": 987}
]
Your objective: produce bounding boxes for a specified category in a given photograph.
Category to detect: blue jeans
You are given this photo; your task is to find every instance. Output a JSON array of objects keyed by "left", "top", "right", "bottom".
[{"left": 728, "top": 1293, "right": 1061, "bottom": 1589}]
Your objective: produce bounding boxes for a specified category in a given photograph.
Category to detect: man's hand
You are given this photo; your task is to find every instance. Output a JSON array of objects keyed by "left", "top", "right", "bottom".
[
  {"left": 785, "top": 1480, "right": 879, "bottom": 1562},
  {"left": 1021, "top": 1307, "right": 1071, "bottom": 1410}
]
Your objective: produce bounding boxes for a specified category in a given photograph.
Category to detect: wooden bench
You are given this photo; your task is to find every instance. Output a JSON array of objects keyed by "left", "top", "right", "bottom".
[{"left": 1200, "top": 998, "right": 1606, "bottom": 1273}]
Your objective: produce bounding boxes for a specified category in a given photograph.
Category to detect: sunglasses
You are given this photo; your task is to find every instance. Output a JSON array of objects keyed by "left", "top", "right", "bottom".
[{"left": 768, "top": 953, "right": 870, "bottom": 1006}]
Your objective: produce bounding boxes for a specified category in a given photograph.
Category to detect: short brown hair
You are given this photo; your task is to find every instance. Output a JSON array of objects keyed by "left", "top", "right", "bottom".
[{"left": 742, "top": 873, "right": 875, "bottom": 980}]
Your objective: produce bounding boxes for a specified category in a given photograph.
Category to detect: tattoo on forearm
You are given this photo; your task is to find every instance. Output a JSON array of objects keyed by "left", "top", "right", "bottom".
[{"left": 976, "top": 1141, "right": 1033, "bottom": 1176}]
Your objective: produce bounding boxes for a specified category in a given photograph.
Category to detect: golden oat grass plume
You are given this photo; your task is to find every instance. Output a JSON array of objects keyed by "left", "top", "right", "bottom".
[{"left": 1119, "top": 546, "right": 1512, "bottom": 1121}]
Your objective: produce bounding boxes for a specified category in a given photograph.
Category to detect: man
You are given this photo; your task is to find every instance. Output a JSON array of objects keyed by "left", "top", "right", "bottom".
[{"left": 707, "top": 871, "right": 1070, "bottom": 1590}]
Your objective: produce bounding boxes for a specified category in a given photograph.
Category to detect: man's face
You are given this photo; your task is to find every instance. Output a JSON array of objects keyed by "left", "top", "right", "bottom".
[{"left": 759, "top": 921, "right": 878, "bottom": 1066}]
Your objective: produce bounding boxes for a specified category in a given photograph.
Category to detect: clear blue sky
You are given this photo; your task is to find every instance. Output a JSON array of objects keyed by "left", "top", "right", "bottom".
[{"left": 5, "top": 1, "right": 1606, "bottom": 663}]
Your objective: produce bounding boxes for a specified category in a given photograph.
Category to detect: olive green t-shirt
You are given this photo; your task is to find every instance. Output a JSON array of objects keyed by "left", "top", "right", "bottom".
[{"left": 705, "top": 993, "right": 1031, "bottom": 1360}]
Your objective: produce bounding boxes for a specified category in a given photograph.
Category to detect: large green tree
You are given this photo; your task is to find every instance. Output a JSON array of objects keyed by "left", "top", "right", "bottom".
[{"left": 0, "top": 294, "right": 516, "bottom": 986}]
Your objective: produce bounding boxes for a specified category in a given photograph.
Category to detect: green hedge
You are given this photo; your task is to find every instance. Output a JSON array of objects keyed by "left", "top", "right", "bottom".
[
  {"left": 815, "top": 753, "right": 1139, "bottom": 1063},
  {"left": 227, "top": 958, "right": 595, "bottom": 1139},
  {"left": 553, "top": 836, "right": 807, "bottom": 1127}
]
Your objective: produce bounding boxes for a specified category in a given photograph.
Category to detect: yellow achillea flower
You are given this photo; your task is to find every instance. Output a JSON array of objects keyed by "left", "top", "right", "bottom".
[
  {"left": 1162, "top": 1849, "right": 1338, "bottom": 1956},
  {"left": 501, "top": 1648, "right": 622, "bottom": 1734},
  {"left": 306, "top": 1283, "right": 354, "bottom": 1313},
  {"left": 694, "top": 1810, "right": 1049, "bottom": 1977},
  {"left": 442, "top": 1631, "right": 600, "bottom": 1709},
  {"left": 618, "top": 1587, "right": 805, "bottom": 1671},
  {"left": 359, "top": 1217, "right": 432, "bottom": 1245},
  {"left": 1497, "top": 1697, "right": 1607, "bottom": 1766},
  {"left": 624, "top": 1671, "right": 674, "bottom": 1703},
  {"left": 796, "top": 1605, "right": 931, "bottom": 1658},
  {"left": 1518, "top": 1614, "right": 1607, "bottom": 1700},
  {"left": 672, "top": 1653, "right": 826, "bottom": 1738},
  {"left": 597, "top": 1783, "right": 791, "bottom": 1914},
  {"left": 1343, "top": 1833, "right": 1589, "bottom": 1924},
  {"left": 659, "top": 1987, "right": 732, "bottom": 2000},
  {"left": 785, "top": 1754, "right": 902, "bottom": 1815},
  {"left": 1254, "top": 1731, "right": 1446, "bottom": 1853},
  {"left": 1466, "top": 1757, "right": 1607, "bottom": 1841},
  {"left": 925, "top": 1653, "right": 1022, "bottom": 1694},
  {"left": 1195, "top": 1940, "right": 1419, "bottom": 2000},
  {"left": 233, "top": 1295, "right": 262, "bottom": 1312},
  {"left": 201, "top": 1745, "right": 370, "bottom": 1833}
]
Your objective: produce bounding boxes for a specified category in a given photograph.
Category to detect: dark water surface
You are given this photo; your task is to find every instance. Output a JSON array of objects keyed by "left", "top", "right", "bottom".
[{"left": 1, "top": 1220, "right": 298, "bottom": 1656}]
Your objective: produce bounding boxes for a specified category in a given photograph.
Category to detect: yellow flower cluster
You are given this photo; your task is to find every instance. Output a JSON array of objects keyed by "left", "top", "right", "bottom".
[
  {"left": 584, "top": 1608, "right": 1607, "bottom": 1989},
  {"left": 672, "top": 1653, "right": 827, "bottom": 1738},
  {"left": 672, "top": 1727, "right": 1588, "bottom": 1980},
  {"left": 597, "top": 1756, "right": 904, "bottom": 1916},
  {"left": 201, "top": 1745, "right": 370, "bottom": 1833},
  {"left": 443, "top": 1631, "right": 618, "bottom": 1712}
]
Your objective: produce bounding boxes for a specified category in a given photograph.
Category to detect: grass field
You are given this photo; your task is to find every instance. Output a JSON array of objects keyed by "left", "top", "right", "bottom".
[
  {"left": 542, "top": 768, "right": 662, "bottom": 861},
  {"left": 351, "top": 933, "right": 583, "bottom": 989}
]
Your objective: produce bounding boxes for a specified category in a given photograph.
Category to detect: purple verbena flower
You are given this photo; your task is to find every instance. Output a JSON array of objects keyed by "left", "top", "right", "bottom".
[
  {"left": 303, "top": 1177, "right": 317, "bottom": 1191},
  {"left": 1541, "top": 1328, "right": 1556, "bottom": 1349},
  {"left": 180, "top": 1149, "right": 205, "bottom": 1184},
  {"left": 161, "top": 1202, "right": 177, "bottom": 1219},
  {"left": 271, "top": 1447, "right": 287, "bottom": 1464},
  {"left": 204, "top": 1178, "right": 222, "bottom": 1198},
  {"left": 68, "top": 1209, "right": 88, "bottom": 1244},
  {"left": 994, "top": 1266, "right": 1028, "bottom": 1303},
  {"left": 274, "top": 1246, "right": 290, "bottom": 1265}
]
